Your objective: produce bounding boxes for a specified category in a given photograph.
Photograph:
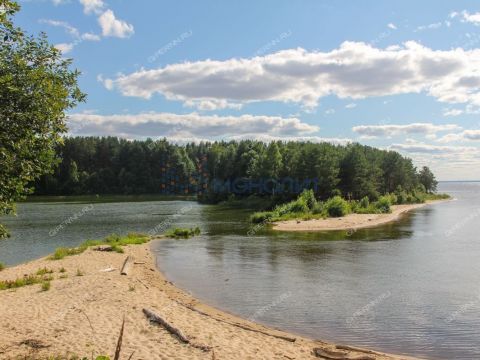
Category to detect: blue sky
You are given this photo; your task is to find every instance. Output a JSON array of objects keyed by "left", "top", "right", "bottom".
[{"left": 16, "top": 0, "right": 480, "bottom": 180}]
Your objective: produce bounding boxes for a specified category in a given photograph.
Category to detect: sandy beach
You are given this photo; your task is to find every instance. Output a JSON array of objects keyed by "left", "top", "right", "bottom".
[
  {"left": 0, "top": 241, "right": 421, "bottom": 360},
  {"left": 273, "top": 200, "right": 448, "bottom": 232}
]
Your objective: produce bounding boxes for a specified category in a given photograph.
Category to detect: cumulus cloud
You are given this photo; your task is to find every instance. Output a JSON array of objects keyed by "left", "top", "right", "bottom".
[
  {"left": 345, "top": 103, "right": 357, "bottom": 109},
  {"left": 229, "top": 134, "right": 352, "bottom": 145},
  {"left": 98, "top": 9, "right": 134, "bottom": 38},
  {"left": 79, "top": 0, "right": 104, "bottom": 14},
  {"left": 78, "top": 0, "right": 134, "bottom": 39},
  {"left": 437, "top": 130, "right": 480, "bottom": 143},
  {"left": 390, "top": 143, "right": 478, "bottom": 155},
  {"left": 458, "top": 10, "right": 480, "bottom": 25},
  {"left": 67, "top": 112, "right": 319, "bottom": 140},
  {"left": 102, "top": 41, "right": 480, "bottom": 111},
  {"left": 352, "top": 123, "right": 461, "bottom": 138},
  {"left": 387, "top": 23, "right": 397, "bottom": 30},
  {"left": 55, "top": 42, "right": 74, "bottom": 54}
]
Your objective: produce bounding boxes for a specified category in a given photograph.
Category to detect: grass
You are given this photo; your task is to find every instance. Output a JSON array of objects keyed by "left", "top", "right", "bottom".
[
  {"left": 59, "top": 267, "right": 66, "bottom": 273},
  {"left": 0, "top": 263, "right": 4, "bottom": 272},
  {"left": 165, "top": 227, "right": 201, "bottom": 239},
  {"left": 76, "top": 269, "right": 84, "bottom": 277},
  {"left": 50, "top": 233, "right": 150, "bottom": 260},
  {"left": 0, "top": 275, "right": 42, "bottom": 291},
  {"left": 41, "top": 281, "right": 51, "bottom": 291},
  {"left": 36, "top": 267, "right": 54, "bottom": 276}
]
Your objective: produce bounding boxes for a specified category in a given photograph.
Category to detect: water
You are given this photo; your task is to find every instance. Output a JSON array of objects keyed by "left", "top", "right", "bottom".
[{"left": 1, "top": 183, "right": 480, "bottom": 359}]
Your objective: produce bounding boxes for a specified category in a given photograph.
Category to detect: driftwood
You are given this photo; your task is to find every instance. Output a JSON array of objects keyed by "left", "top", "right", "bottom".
[
  {"left": 121, "top": 256, "right": 133, "bottom": 275},
  {"left": 143, "top": 308, "right": 211, "bottom": 351},
  {"left": 313, "top": 347, "right": 375, "bottom": 360},
  {"left": 335, "top": 344, "right": 380, "bottom": 356},
  {"left": 94, "top": 245, "right": 113, "bottom": 252},
  {"left": 114, "top": 317, "right": 125, "bottom": 360},
  {"left": 173, "top": 299, "right": 296, "bottom": 342}
]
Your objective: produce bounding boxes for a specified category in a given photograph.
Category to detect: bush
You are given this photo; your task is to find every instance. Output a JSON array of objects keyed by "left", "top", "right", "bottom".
[
  {"left": 298, "top": 189, "right": 317, "bottom": 210},
  {"left": 41, "top": 281, "right": 51, "bottom": 292},
  {"left": 374, "top": 196, "right": 391, "bottom": 213},
  {"left": 312, "top": 201, "right": 324, "bottom": 214},
  {"left": 165, "top": 227, "right": 201, "bottom": 239},
  {"left": 325, "top": 196, "right": 350, "bottom": 217},
  {"left": 289, "top": 199, "right": 309, "bottom": 213},
  {"left": 359, "top": 196, "right": 370, "bottom": 209},
  {"left": 250, "top": 211, "right": 272, "bottom": 223}
]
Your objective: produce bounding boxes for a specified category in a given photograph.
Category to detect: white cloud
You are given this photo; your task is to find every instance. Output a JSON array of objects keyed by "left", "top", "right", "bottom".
[
  {"left": 459, "top": 10, "right": 480, "bottom": 25},
  {"left": 40, "top": 19, "right": 80, "bottom": 37},
  {"left": 79, "top": 0, "right": 104, "bottom": 14},
  {"left": 437, "top": 130, "right": 480, "bottom": 143},
  {"left": 55, "top": 43, "right": 74, "bottom": 54},
  {"left": 229, "top": 134, "right": 352, "bottom": 145},
  {"left": 352, "top": 123, "right": 461, "bottom": 138},
  {"left": 345, "top": 103, "right": 357, "bottom": 109},
  {"left": 81, "top": 32, "right": 101, "bottom": 41},
  {"left": 98, "top": 9, "right": 134, "bottom": 38},
  {"left": 102, "top": 41, "right": 480, "bottom": 111},
  {"left": 387, "top": 23, "right": 397, "bottom": 30},
  {"left": 390, "top": 143, "right": 478, "bottom": 155},
  {"left": 442, "top": 108, "right": 464, "bottom": 116},
  {"left": 67, "top": 112, "right": 319, "bottom": 140},
  {"left": 324, "top": 109, "right": 335, "bottom": 115},
  {"left": 415, "top": 22, "right": 442, "bottom": 32},
  {"left": 184, "top": 99, "right": 243, "bottom": 111}
]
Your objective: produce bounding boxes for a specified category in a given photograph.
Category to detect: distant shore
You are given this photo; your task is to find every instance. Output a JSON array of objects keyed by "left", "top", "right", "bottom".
[
  {"left": 273, "top": 199, "right": 451, "bottom": 232},
  {"left": 0, "top": 242, "right": 419, "bottom": 359}
]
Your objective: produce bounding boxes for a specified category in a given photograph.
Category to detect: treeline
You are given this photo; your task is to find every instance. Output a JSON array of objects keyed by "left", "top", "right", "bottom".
[{"left": 33, "top": 137, "right": 438, "bottom": 203}]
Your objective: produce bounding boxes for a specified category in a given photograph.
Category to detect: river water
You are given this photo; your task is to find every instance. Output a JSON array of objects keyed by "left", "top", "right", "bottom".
[{"left": 1, "top": 182, "right": 479, "bottom": 359}]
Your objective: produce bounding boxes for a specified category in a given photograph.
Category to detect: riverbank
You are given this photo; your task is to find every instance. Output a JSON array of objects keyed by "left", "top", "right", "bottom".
[
  {"left": 0, "top": 242, "right": 419, "bottom": 359},
  {"left": 273, "top": 199, "right": 450, "bottom": 232}
]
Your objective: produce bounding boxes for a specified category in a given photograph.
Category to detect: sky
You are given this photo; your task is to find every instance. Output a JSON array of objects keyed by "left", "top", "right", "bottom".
[{"left": 15, "top": 0, "right": 480, "bottom": 180}]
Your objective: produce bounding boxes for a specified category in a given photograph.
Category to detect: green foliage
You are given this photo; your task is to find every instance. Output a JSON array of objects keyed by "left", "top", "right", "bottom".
[
  {"left": 359, "top": 196, "right": 370, "bottom": 208},
  {"left": 0, "top": 0, "right": 85, "bottom": 237},
  {"left": 41, "top": 280, "right": 51, "bottom": 291},
  {"left": 165, "top": 227, "right": 201, "bottom": 239},
  {"left": 250, "top": 211, "right": 272, "bottom": 224},
  {"left": 0, "top": 263, "right": 5, "bottom": 271},
  {"left": 298, "top": 189, "right": 317, "bottom": 210},
  {"left": 0, "top": 274, "right": 41, "bottom": 290},
  {"left": 50, "top": 233, "right": 150, "bottom": 260},
  {"left": 418, "top": 166, "right": 438, "bottom": 193},
  {"left": 36, "top": 267, "right": 54, "bottom": 276},
  {"left": 374, "top": 196, "right": 392, "bottom": 214},
  {"left": 324, "top": 196, "right": 350, "bottom": 217}
]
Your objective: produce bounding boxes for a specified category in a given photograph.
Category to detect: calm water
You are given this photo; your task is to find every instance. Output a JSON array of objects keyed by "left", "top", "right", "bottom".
[{"left": 1, "top": 183, "right": 480, "bottom": 359}]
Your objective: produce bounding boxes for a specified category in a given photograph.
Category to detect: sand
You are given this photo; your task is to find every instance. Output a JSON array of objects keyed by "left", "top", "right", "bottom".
[
  {"left": 273, "top": 200, "right": 448, "bottom": 232},
  {"left": 0, "top": 242, "right": 420, "bottom": 360}
]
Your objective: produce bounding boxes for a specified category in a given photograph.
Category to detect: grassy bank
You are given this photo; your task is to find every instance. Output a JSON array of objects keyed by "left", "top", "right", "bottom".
[{"left": 250, "top": 189, "right": 450, "bottom": 224}]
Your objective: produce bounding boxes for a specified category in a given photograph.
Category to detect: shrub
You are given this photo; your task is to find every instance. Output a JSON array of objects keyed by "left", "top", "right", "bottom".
[
  {"left": 41, "top": 281, "right": 51, "bottom": 292},
  {"left": 312, "top": 201, "right": 324, "bottom": 214},
  {"left": 250, "top": 212, "right": 273, "bottom": 224},
  {"left": 298, "top": 189, "right": 317, "bottom": 210},
  {"left": 325, "top": 196, "right": 350, "bottom": 217},
  {"left": 359, "top": 196, "right": 370, "bottom": 209},
  {"left": 165, "top": 227, "right": 201, "bottom": 239},
  {"left": 374, "top": 196, "right": 392, "bottom": 213},
  {"left": 289, "top": 199, "right": 309, "bottom": 213}
]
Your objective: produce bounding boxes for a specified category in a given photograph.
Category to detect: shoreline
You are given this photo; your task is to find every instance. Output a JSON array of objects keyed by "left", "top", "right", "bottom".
[
  {"left": 273, "top": 199, "right": 451, "bottom": 232},
  {"left": 0, "top": 241, "right": 421, "bottom": 359}
]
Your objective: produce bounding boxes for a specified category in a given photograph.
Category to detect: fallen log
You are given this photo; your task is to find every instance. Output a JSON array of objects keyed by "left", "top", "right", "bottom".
[
  {"left": 313, "top": 347, "right": 375, "bottom": 360},
  {"left": 94, "top": 245, "right": 113, "bottom": 252},
  {"left": 335, "top": 344, "right": 381, "bottom": 356},
  {"left": 173, "top": 299, "right": 296, "bottom": 342},
  {"left": 142, "top": 308, "right": 211, "bottom": 351},
  {"left": 121, "top": 256, "right": 133, "bottom": 275}
]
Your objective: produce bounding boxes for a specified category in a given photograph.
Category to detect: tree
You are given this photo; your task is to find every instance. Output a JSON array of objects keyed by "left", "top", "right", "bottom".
[
  {"left": 418, "top": 166, "right": 438, "bottom": 193},
  {"left": 0, "top": 0, "right": 85, "bottom": 237}
]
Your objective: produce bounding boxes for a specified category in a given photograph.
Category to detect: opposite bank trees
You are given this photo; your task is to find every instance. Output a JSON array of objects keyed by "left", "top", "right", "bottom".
[{"left": 0, "top": 0, "right": 85, "bottom": 237}]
